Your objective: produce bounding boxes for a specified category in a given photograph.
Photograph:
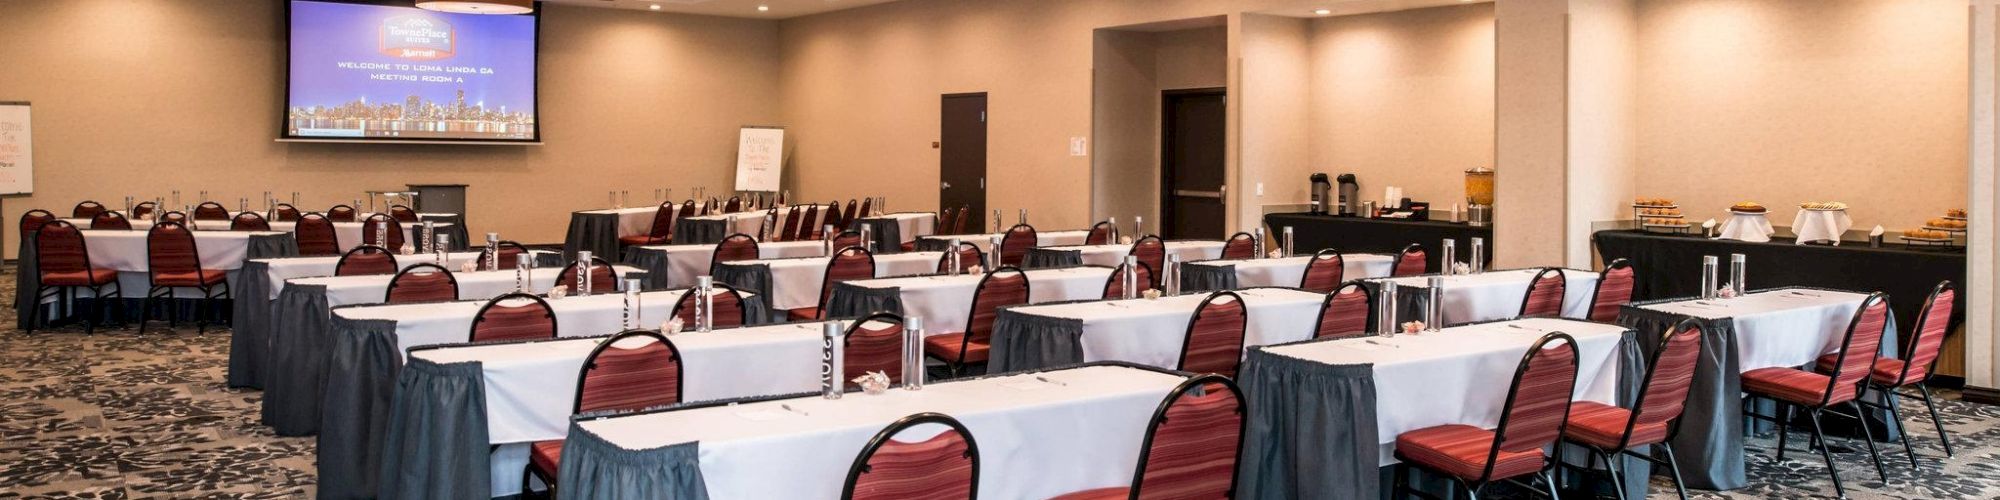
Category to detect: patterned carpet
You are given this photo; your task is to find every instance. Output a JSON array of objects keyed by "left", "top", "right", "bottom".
[{"left": 0, "top": 273, "right": 1996, "bottom": 498}]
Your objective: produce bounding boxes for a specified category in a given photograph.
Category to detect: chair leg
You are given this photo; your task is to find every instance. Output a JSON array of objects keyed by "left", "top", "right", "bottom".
[
  {"left": 83, "top": 286, "right": 99, "bottom": 334},
  {"left": 1775, "top": 401, "right": 1794, "bottom": 463},
  {"left": 1661, "top": 445, "right": 1689, "bottom": 500},
  {"left": 1808, "top": 408, "right": 1846, "bottom": 499},
  {"left": 1917, "top": 384, "right": 1953, "bottom": 457},
  {"left": 1603, "top": 448, "right": 1628, "bottom": 500},
  {"left": 1541, "top": 471, "right": 1559, "bottom": 500},
  {"left": 1848, "top": 400, "right": 1888, "bottom": 482},
  {"left": 138, "top": 288, "right": 156, "bottom": 334},
  {"left": 1885, "top": 387, "right": 1918, "bottom": 471},
  {"left": 1391, "top": 462, "right": 1410, "bottom": 499}
]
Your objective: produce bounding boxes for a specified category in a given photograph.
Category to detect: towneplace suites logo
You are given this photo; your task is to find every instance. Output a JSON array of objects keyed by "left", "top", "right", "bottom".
[{"left": 378, "top": 14, "right": 456, "bottom": 61}]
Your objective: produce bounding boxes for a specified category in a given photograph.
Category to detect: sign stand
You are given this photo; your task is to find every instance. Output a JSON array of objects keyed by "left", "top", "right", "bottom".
[{"left": 0, "top": 101, "right": 35, "bottom": 263}]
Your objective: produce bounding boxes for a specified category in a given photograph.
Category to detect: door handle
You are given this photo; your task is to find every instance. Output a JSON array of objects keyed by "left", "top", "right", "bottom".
[
  {"left": 1173, "top": 190, "right": 1224, "bottom": 199},
  {"left": 1220, "top": 184, "right": 1227, "bottom": 204},
  {"left": 942, "top": 181, "right": 952, "bottom": 190}
]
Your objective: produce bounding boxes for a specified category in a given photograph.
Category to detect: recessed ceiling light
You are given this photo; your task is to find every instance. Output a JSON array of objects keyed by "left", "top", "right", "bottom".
[
  {"left": 1313, "top": 8, "right": 1332, "bottom": 15},
  {"left": 649, "top": 3, "right": 660, "bottom": 9},
  {"left": 757, "top": 4, "right": 770, "bottom": 12}
]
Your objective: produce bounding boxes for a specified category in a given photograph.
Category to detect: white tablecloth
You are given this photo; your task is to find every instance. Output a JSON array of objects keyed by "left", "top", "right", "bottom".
[
  {"left": 1638, "top": 288, "right": 1870, "bottom": 372},
  {"left": 1045, "top": 240, "right": 1227, "bottom": 268},
  {"left": 919, "top": 230, "right": 1092, "bottom": 253},
  {"left": 1373, "top": 268, "right": 1601, "bottom": 325},
  {"left": 1193, "top": 253, "right": 1396, "bottom": 288},
  {"left": 862, "top": 212, "right": 937, "bottom": 243},
  {"left": 81, "top": 229, "right": 276, "bottom": 273},
  {"left": 252, "top": 251, "right": 513, "bottom": 300},
  {"left": 1716, "top": 212, "right": 1775, "bottom": 243},
  {"left": 1789, "top": 209, "right": 1853, "bottom": 245},
  {"left": 743, "top": 252, "right": 943, "bottom": 310},
  {"left": 571, "top": 364, "right": 1187, "bottom": 499},
  {"left": 1007, "top": 287, "right": 1327, "bottom": 369},
  {"left": 68, "top": 218, "right": 455, "bottom": 253},
  {"left": 642, "top": 240, "right": 829, "bottom": 289},
  {"left": 287, "top": 265, "right": 639, "bottom": 309},
  {"left": 576, "top": 205, "right": 673, "bottom": 238},
  {"left": 846, "top": 266, "right": 1114, "bottom": 333},
  {"left": 1258, "top": 317, "right": 1627, "bottom": 464}
]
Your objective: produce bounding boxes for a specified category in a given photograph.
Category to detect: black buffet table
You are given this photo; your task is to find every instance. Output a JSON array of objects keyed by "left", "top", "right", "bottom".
[
  {"left": 1593, "top": 230, "right": 1966, "bottom": 335},
  {"left": 1263, "top": 212, "right": 1493, "bottom": 273}
]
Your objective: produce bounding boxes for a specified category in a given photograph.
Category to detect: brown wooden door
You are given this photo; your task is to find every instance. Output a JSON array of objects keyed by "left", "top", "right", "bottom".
[
  {"left": 940, "top": 93, "right": 987, "bottom": 233},
  {"left": 1162, "top": 88, "right": 1226, "bottom": 239}
]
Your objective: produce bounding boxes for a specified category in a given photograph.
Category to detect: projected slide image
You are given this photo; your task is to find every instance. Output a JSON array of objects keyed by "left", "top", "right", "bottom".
[{"left": 286, "top": 0, "right": 537, "bottom": 141}]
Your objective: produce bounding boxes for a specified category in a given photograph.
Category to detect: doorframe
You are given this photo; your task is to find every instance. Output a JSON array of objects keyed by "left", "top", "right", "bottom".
[
  {"left": 1159, "top": 87, "right": 1227, "bottom": 239},
  {"left": 940, "top": 92, "right": 989, "bottom": 232}
]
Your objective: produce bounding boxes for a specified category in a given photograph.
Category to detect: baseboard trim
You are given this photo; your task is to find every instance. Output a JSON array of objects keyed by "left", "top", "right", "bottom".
[{"left": 1961, "top": 385, "right": 2000, "bottom": 405}]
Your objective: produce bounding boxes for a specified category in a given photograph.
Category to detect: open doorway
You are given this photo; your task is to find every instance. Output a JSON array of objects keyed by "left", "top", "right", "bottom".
[{"left": 1090, "top": 16, "right": 1227, "bottom": 238}]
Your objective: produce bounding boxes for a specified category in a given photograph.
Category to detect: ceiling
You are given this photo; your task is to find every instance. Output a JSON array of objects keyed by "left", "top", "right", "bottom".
[
  {"left": 538, "top": 0, "right": 903, "bottom": 19},
  {"left": 1257, "top": 0, "right": 1490, "bottom": 18}
]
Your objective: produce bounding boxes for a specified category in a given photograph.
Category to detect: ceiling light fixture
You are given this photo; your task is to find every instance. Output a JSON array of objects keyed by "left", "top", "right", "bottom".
[
  {"left": 414, "top": 0, "right": 533, "bottom": 15},
  {"left": 649, "top": 3, "right": 661, "bottom": 9},
  {"left": 757, "top": 5, "right": 770, "bottom": 12},
  {"left": 1313, "top": 8, "right": 1332, "bottom": 15}
]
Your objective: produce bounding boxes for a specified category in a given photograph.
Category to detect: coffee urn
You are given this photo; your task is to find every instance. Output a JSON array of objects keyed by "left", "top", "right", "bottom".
[
  {"left": 1337, "top": 174, "right": 1360, "bottom": 216},
  {"left": 1310, "top": 174, "right": 1332, "bottom": 214}
]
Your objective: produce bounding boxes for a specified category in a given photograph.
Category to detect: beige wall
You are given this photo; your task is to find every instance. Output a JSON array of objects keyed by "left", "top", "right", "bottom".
[
  {"left": 1308, "top": 4, "right": 1495, "bottom": 216},
  {"left": 0, "top": 0, "right": 779, "bottom": 256},
  {"left": 1634, "top": 0, "right": 1968, "bottom": 229},
  {"left": 1493, "top": 0, "right": 1570, "bottom": 269},
  {"left": 1238, "top": 14, "right": 1313, "bottom": 231},
  {"left": 1089, "top": 24, "right": 1228, "bottom": 228},
  {"left": 1566, "top": 0, "right": 1639, "bottom": 267}
]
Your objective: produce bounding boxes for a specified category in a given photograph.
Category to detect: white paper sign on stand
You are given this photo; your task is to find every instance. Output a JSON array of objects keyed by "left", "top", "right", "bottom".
[
  {"left": 733, "top": 126, "right": 784, "bottom": 193},
  {"left": 0, "top": 102, "right": 33, "bottom": 195}
]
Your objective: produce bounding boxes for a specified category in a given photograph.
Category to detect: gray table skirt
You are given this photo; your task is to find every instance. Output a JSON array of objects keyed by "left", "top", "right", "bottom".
[
  {"left": 676, "top": 219, "right": 731, "bottom": 246},
  {"left": 984, "top": 302, "right": 1090, "bottom": 374},
  {"left": 1234, "top": 322, "right": 1649, "bottom": 499},
  {"left": 562, "top": 212, "right": 626, "bottom": 261},
  {"left": 262, "top": 283, "right": 335, "bottom": 436},
  {"left": 855, "top": 218, "right": 903, "bottom": 254},
  {"left": 622, "top": 246, "right": 675, "bottom": 290},
  {"left": 1615, "top": 291, "right": 1900, "bottom": 491},
  {"left": 1023, "top": 247, "right": 1082, "bottom": 269},
  {"left": 711, "top": 262, "right": 771, "bottom": 308},
  {"left": 420, "top": 214, "right": 473, "bottom": 253},
  {"left": 1181, "top": 261, "right": 1238, "bottom": 293},
  {"left": 326, "top": 296, "right": 773, "bottom": 499},
  {"left": 17, "top": 232, "right": 297, "bottom": 331},
  {"left": 912, "top": 237, "right": 953, "bottom": 252},
  {"left": 824, "top": 282, "right": 903, "bottom": 320}
]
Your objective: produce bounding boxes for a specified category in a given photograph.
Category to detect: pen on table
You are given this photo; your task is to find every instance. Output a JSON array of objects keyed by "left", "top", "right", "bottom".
[
  {"left": 1036, "top": 376, "right": 1069, "bottom": 387},
  {"left": 781, "top": 404, "right": 810, "bottom": 416}
]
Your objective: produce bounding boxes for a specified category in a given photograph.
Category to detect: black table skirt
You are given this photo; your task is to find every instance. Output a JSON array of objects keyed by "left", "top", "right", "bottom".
[
  {"left": 855, "top": 218, "right": 904, "bottom": 254},
  {"left": 17, "top": 232, "right": 298, "bottom": 331},
  {"left": 1593, "top": 229, "right": 1965, "bottom": 337},
  {"left": 1263, "top": 213, "right": 1492, "bottom": 274},
  {"left": 562, "top": 212, "right": 626, "bottom": 261},
  {"left": 677, "top": 219, "right": 732, "bottom": 246}
]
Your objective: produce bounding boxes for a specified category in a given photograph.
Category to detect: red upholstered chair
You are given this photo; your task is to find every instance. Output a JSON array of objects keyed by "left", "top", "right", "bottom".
[
  {"left": 72, "top": 200, "right": 107, "bottom": 219},
  {"left": 141, "top": 221, "right": 231, "bottom": 333},
  {"left": 1391, "top": 243, "right": 1428, "bottom": 277},
  {"left": 389, "top": 204, "right": 419, "bottom": 224},
  {"left": 711, "top": 233, "right": 761, "bottom": 275},
  {"left": 1128, "top": 236, "right": 1166, "bottom": 289},
  {"left": 476, "top": 241, "right": 533, "bottom": 271},
  {"left": 131, "top": 201, "right": 159, "bottom": 220},
  {"left": 334, "top": 245, "right": 399, "bottom": 276},
  {"left": 1519, "top": 268, "right": 1567, "bottom": 318},
  {"left": 361, "top": 214, "right": 406, "bottom": 253},
  {"left": 951, "top": 206, "right": 971, "bottom": 234},
  {"left": 844, "top": 312, "right": 906, "bottom": 383},
  {"left": 668, "top": 282, "right": 749, "bottom": 328},
  {"left": 669, "top": 199, "right": 698, "bottom": 242},
  {"left": 30, "top": 220, "right": 123, "bottom": 334},
  {"left": 831, "top": 230, "right": 864, "bottom": 253},
  {"left": 1299, "top": 249, "right": 1347, "bottom": 293},
  {"left": 619, "top": 201, "right": 678, "bottom": 247},
  {"left": 820, "top": 200, "right": 846, "bottom": 237},
  {"left": 795, "top": 204, "right": 824, "bottom": 242},
  {"left": 556, "top": 257, "right": 619, "bottom": 295},
  {"left": 231, "top": 212, "right": 271, "bottom": 231},
  {"left": 936, "top": 242, "right": 983, "bottom": 275},
  {"left": 1314, "top": 283, "right": 1372, "bottom": 339},
  {"left": 842, "top": 412, "right": 980, "bottom": 500},
  {"left": 1178, "top": 291, "right": 1249, "bottom": 377},
  {"left": 1221, "top": 232, "right": 1257, "bottom": 260},
  {"left": 841, "top": 200, "right": 861, "bottom": 231},
  {"left": 157, "top": 211, "right": 188, "bottom": 226},
  {"left": 1050, "top": 375, "right": 1247, "bottom": 500},
  {"left": 468, "top": 293, "right": 558, "bottom": 343},
  {"left": 385, "top": 263, "right": 459, "bottom": 303},
  {"left": 271, "top": 203, "right": 300, "bottom": 222},
  {"left": 997, "top": 224, "right": 1037, "bottom": 268},
  {"left": 91, "top": 211, "right": 132, "bottom": 230},
  {"left": 1393, "top": 333, "right": 1580, "bottom": 499},
  {"left": 1742, "top": 293, "right": 1890, "bottom": 498},
  {"left": 18, "top": 210, "right": 56, "bottom": 247},
  {"left": 526, "top": 330, "right": 684, "bottom": 497},
  {"left": 326, "top": 204, "right": 358, "bottom": 222},
  {"left": 789, "top": 246, "right": 876, "bottom": 321},
  {"left": 1588, "top": 258, "right": 1636, "bottom": 322},
  {"left": 924, "top": 267, "right": 1029, "bottom": 376},
  {"left": 294, "top": 213, "right": 341, "bottom": 256},
  {"left": 777, "top": 205, "right": 804, "bottom": 242},
  {"left": 193, "top": 202, "right": 230, "bottom": 221},
  {"left": 937, "top": 207, "right": 956, "bottom": 234},
  {"left": 724, "top": 196, "right": 743, "bottom": 213},
  {"left": 858, "top": 197, "right": 873, "bottom": 220},
  {"left": 1085, "top": 220, "right": 1115, "bottom": 245},
  {"left": 1563, "top": 319, "right": 1704, "bottom": 499},
  {"left": 1102, "top": 262, "right": 1153, "bottom": 300},
  {"left": 1816, "top": 282, "right": 1958, "bottom": 469}
]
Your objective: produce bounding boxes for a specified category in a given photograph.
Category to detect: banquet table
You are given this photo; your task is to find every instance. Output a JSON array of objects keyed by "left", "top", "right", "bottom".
[
  {"left": 1264, "top": 212, "right": 1494, "bottom": 273},
  {"left": 60, "top": 215, "right": 467, "bottom": 252},
  {"left": 825, "top": 266, "right": 1116, "bottom": 333},
  {"left": 853, "top": 211, "right": 936, "bottom": 253},
  {"left": 315, "top": 289, "right": 771, "bottom": 499},
  {"left": 1359, "top": 268, "right": 1601, "bottom": 326},
  {"left": 622, "top": 240, "right": 829, "bottom": 290},
  {"left": 1023, "top": 240, "right": 1226, "bottom": 269},
  {"left": 12, "top": 228, "right": 298, "bottom": 332},
  {"left": 1181, "top": 253, "right": 1397, "bottom": 292},
  {"left": 562, "top": 204, "right": 677, "bottom": 260},
  {"left": 555, "top": 363, "right": 1190, "bottom": 500},
  {"left": 986, "top": 287, "right": 1327, "bottom": 374},
  {"left": 1616, "top": 287, "right": 1896, "bottom": 491},
  {"left": 713, "top": 252, "right": 944, "bottom": 312},
  {"left": 226, "top": 250, "right": 565, "bottom": 389},
  {"left": 260, "top": 265, "right": 641, "bottom": 436},
  {"left": 677, "top": 210, "right": 782, "bottom": 245},
  {"left": 913, "top": 229, "right": 1093, "bottom": 253},
  {"left": 1234, "top": 318, "right": 1643, "bottom": 499}
]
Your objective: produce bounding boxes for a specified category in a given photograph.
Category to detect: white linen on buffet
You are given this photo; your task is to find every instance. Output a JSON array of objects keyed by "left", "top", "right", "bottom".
[
  {"left": 646, "top": 240, "right": 828, "bottom": 289},
  {"left": 1007, "top": 287, "right": 1326, "bottom": 369},
  {"left": 1047, "top": 240, "right": 1227, "bottom": 267},
  {"left": 921, "top": 229, "right": 1092, "bottom": 252},
  {"left": 1196, "top": 253, "right": 1397, "bottom": 287},
  {"left": 845, "top": 266, "right": 1114, "bottom": 333},
  {"left": 1637, "top": 288, "right": 1869, "bottom": 372},
  {"left": 1374, "top": 268, "right": 1601, "bottom": 325},
  {"left": 1789, "top": 209, "right": 1853, "bottom": 246},
  {"left": 410, "top": 320, "right": 828, "bottom": 445},
  {"left": 285, "top": 265, "right": 639, "bottom": 308},
  {"left": 576, "top": 205, "right": 674, "bottom": 237},
  {"left": 1716, "top": 212, "right": 1775, "bottom": 243},
  {"left": 1258, "top": 317, "right": 1627, "bottom": 464},
  {"left": 754, "top": 252, "right": 943, "bottom": 310},
  {"left": 571, "top": 365, "right": 1187, "bottom": 499}
]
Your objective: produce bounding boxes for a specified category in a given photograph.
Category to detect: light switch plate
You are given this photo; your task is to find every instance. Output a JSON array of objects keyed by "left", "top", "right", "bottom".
[
  {"left": 1256, "top": 183, "right": 1264, "bottom": 196},
  {"left": 1069, "top": 137, "right": 1088, "bottom": 157}
]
